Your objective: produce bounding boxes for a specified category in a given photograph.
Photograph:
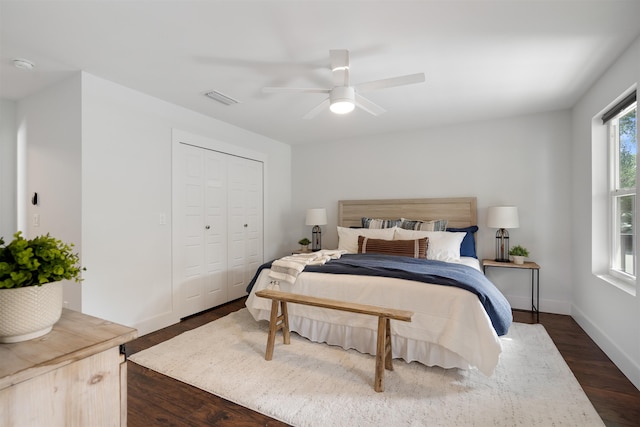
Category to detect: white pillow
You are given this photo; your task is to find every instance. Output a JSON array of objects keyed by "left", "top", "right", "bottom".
[
  {"left": 337, "top": 226, "right": 396, "bottom": 253},
  {"left": 393, "top": 228, "right": 466, "bottom": 263}
]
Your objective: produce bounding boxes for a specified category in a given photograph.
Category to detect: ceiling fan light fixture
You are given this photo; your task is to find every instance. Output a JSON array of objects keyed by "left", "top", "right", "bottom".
[
  {"left": 329, "top": 86, "right": 355, "bottom": 114},
  {"left": 330, "top": 100, "right": 355, "bottom": 114}
]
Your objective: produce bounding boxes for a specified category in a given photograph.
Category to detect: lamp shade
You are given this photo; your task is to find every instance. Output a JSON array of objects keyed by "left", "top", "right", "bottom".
[
  {"left": 486, "top": 206, "right": 519, "bottom": 229},
  {"left": 305, "top": 208, "right": 327, "bottom": 226}
]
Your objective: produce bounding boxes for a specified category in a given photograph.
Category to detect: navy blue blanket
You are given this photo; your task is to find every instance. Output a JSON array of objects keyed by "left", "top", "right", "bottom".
[{"left": 247, "top": 254, "right": 512, "bottom": 336}]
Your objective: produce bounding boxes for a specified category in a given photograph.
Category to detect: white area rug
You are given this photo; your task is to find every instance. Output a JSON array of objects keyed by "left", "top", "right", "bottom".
[{"left": 129, "top": 309, "right": 604, "bottom": 426}]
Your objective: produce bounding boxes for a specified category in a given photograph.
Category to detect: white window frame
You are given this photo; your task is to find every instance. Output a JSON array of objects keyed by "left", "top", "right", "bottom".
[{"left": 608, "top": 102, "right": 637, "bottom": 285}]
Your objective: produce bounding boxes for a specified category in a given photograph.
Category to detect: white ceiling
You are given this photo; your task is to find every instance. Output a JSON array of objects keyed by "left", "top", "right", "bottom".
[{"left": 1, "top": 0, "right": 639, "bottom": 145}]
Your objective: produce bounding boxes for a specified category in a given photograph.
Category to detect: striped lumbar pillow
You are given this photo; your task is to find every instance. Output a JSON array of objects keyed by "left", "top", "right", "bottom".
[
  {"left": 400, "top": 218, "right": 448, "bottom": 231},
  {"left": 357, "top": 236, "right": 428, "bottom": 259},
  {"left": 361, "top": 217, "right": 402, "bottom": 229}
]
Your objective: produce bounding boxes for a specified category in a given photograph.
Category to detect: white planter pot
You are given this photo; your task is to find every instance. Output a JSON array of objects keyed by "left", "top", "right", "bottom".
[
  {"left": 512, "top": 256, "right": 525, "bottom": 265},
  {"left": 0, "top": 281, "right": 63, "bottom": 343}
]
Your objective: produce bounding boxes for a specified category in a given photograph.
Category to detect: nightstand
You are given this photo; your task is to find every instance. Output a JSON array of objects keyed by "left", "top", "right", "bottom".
[
  {"left": 482, "top": 259, "right": 540, "bottom": 322},
  {"left": 292, "top": 249, "right": 313, "bottom": 254}
]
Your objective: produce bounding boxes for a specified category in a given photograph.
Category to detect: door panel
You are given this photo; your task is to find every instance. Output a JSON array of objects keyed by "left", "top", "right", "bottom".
[
  {"left": 227, "top": 157, "right": 263, "bottom": 300},
  {"left": 243, "top": 160, "right": 263, "bottom": 291},
  {"left": 203, "top": 151, "right": 227, "bottom": 308},
  {"left": 178, "top": 146, "right": 205, "bottom": 317}
]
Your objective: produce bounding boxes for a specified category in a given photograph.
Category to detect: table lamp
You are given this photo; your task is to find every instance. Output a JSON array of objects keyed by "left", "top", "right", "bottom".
[
  {"left": 487, "top": 206, "right": 519, "bottom": 262},
  {"left": 305, "top": 208, "right": 327, "bottom": 251}
]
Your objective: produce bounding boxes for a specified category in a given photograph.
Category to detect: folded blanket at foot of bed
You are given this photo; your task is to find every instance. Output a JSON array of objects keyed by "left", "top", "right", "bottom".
[{"left": 268, "top": 250, "right": 345, "bottom": 284}]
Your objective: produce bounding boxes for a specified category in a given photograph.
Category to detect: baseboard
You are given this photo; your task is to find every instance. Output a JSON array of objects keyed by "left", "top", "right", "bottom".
[
  {"left": 133, "top": 310, "right": 180, "bottom": 337},
  {"left": 572, "top": 304, "right": 640, "bottom": 391}
]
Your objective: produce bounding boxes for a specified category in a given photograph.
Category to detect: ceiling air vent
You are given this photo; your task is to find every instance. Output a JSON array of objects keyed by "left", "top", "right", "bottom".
[{"left": 204, "top": 90, "right": 240, "bottom": 106}]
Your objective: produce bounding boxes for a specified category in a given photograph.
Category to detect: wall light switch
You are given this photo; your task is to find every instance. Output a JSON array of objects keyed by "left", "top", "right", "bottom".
[
  {"left": 33, "top": 213, "right": 40, "bottom": 227},
  {"left": 159, "top": 213, "right": 167, "bottom": 225}
]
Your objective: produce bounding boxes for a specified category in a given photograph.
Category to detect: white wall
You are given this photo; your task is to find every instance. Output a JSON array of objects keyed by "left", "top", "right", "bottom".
[
  {"left": 10, "top": 71, "right": 291, "bottom": 336},
  {"left": 292, "top": 111, "right": 573, "bottom": 314},
  {"left": 80, "top": 72, "right": 291, "bottom": 334},
  {"left": 0, "top": 99, "right": 17, "bottom": 240},
  {"left": 571, "top": 36, "right": 640, "bottom": 389},
  {"left": 16, "top": 75, "right": 83, "bottom": 309}
]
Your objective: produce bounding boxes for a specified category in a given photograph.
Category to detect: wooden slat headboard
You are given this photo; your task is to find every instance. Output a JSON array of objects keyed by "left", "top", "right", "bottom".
[{"left": 338, "top": 197, "right": 477, "bottom": 229}]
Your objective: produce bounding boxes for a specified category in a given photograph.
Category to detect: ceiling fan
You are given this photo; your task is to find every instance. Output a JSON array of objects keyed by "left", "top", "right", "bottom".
[{"left": 262, "top": 49, "right": 426, "bottom": 119}]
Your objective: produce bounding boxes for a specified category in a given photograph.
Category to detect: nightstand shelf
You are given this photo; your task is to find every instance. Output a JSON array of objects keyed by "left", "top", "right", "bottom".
[{"left": 482, "top": 259, "right": 540, "bottom": 322}]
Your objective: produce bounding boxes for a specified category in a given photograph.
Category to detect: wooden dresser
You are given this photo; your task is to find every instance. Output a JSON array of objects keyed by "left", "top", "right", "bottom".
[{"left": 0, "top": 309, "right": 137, "bottom": 426}]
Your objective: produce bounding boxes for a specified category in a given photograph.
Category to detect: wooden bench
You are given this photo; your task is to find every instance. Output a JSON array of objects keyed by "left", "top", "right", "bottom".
[{"left": 255, "top": 289, "right": 414, "bottom": 392}]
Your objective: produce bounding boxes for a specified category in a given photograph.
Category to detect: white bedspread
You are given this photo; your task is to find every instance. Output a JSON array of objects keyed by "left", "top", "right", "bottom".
[{"left": 245, "top": 257, "right": 503, "bottom": 376}]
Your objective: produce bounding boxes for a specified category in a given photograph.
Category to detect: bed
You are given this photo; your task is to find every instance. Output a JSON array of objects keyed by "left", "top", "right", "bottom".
[{"left": 245, "top": 197, "right": 512, "bottom": 375}]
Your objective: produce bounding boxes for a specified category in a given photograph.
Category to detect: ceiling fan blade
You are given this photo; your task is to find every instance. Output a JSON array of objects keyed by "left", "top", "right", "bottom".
[
  {"left": 355, "top": 73, "right": 425, "bottom": 93},
  {"left": 330, "top": 49, "right": 350, "bottom": 87},
  {"left": 263, "top": 87, "right": 330, "bottom": 94},
  {"left": 303, "top": 98, "right": 330, "bottom": 119},
  {"left": 355, "top": 93, "right": 386, "bottom": 116}
]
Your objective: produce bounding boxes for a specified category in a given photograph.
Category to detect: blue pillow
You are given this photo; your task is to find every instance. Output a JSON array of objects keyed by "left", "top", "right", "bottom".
[{"left": 446, "top": 226, "right": 478, "bottom": 258}]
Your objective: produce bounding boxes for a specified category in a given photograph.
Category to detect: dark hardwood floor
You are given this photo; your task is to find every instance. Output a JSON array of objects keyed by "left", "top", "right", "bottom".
[{"left": 127, "top": 298, "right": 640, "bottom": 426}]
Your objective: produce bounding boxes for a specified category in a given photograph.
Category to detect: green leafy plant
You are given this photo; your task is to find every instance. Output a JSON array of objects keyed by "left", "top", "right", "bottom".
[
  {"left": 509, "top": 245, "right": 529, "bottom": 257},
  {"left": 298, "top": 238, "right": 311, "bottom": 246},
  {"left": 0, "top": 232, "right": 84, "bottom": 289}
]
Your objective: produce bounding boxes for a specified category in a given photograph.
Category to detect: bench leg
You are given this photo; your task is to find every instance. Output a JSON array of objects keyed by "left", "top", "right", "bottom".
[
  {"left": 281, "top": 300, "right": 291, "bottom": 345},
  {"left": 265, "top": 299, "right": 290, "bottom": 361},
  {"left": 374, "top": 316, "right": 393, "bottom": 392},
  {"left": 384, "top": 317, "right": 393, "bottom": 371}
]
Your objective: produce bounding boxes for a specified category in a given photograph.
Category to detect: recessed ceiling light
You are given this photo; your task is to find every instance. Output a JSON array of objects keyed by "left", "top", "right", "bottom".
[{"left": 13, "top": 58, "right": 35, "bottom": 71}]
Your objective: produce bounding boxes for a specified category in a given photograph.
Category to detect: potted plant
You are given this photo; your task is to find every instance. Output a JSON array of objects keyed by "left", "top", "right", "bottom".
[
  {"left": 298, "top": 238, "right": 311, "bottom": 252},
  {"left": 509, "top": 245, "right": 530, "bottom": 265},
  {"left": 0, "top": 232, "right": 83, "bottom": 343}
]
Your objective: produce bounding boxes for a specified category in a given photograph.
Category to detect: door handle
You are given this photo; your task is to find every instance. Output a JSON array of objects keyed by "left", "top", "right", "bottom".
[{"left": 205, "top": 225, "right": 211, "bottom": 230}]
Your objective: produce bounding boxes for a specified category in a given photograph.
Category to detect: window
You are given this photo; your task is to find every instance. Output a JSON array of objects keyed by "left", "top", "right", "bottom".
[{"left": 606, "top": 92, "right": 637, "bottom": 281}]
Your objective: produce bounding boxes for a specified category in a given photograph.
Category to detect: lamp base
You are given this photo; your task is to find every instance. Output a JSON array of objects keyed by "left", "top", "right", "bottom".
[
  {"left": 495, "top": 228, "right": 510, "bottom": 263},
  {"left": 312, "top": 225, "right": 322, "bottom": 251}
]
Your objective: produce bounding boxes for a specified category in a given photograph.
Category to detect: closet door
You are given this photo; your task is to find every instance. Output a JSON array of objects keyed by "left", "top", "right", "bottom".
[
  {"left": 176, "top": 144, "right": 228, "bottom": 318},
  {"left": 203, "top": 150, "right": 228, "bottom": 308},
  {"left": 227, "top": 156, "right": 263, "bottom": 300}
]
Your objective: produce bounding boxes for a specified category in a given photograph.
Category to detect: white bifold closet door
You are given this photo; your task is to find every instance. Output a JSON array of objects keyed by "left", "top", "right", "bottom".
[
  {"left": 176, "top": 143, "right": 263, "bottom": 318},
  {"left": 227, "top": 156, "right": 263, "bottom": 301}
]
